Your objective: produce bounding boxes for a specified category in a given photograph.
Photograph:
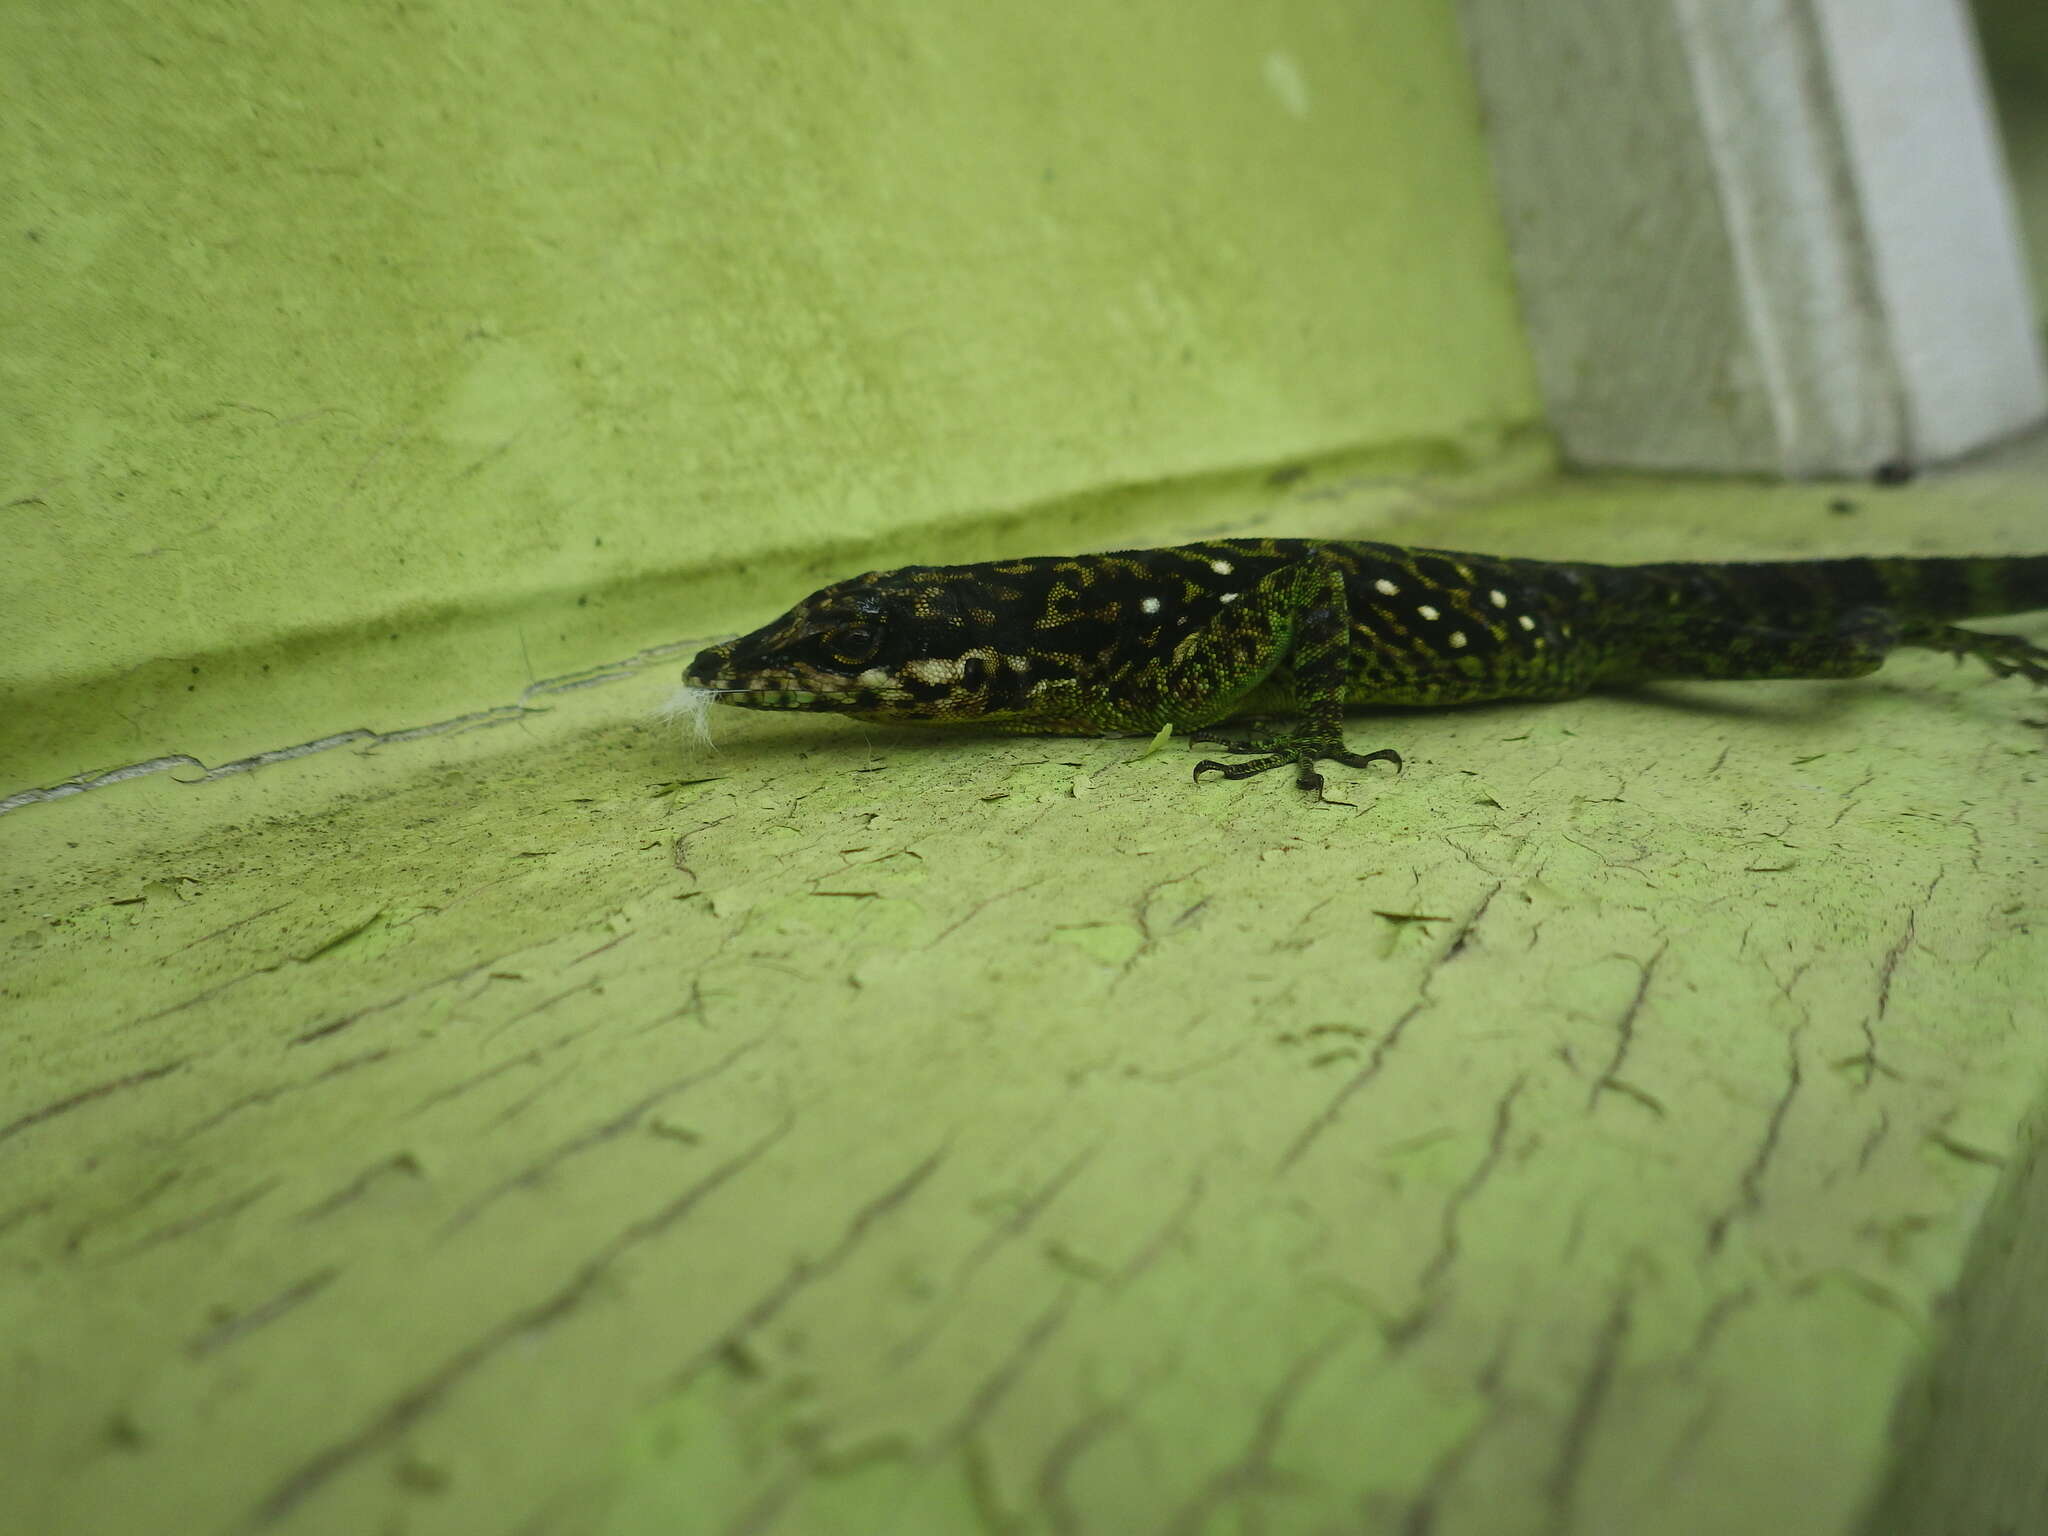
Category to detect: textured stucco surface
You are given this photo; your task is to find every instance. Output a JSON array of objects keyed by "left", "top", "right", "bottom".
[
  {"left": 1460, "top": 0, "right": 2047, "bottom": 477},
  {"left": 1975, "top": 0, "right": 2048, "bottom": 319},
  {"left": 4, "top": 445, "right": 2047, "bottom": 1536},
  {"left": 0, "top": 0, "right": 1539, "bottom": 799}
]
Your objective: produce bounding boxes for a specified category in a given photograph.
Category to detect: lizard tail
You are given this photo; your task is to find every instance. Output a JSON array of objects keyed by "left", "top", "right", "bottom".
[
  {"left": 1762, "top": 555, "right": 2048, "bottom": 623},
  {"left": 1867, "top": 555, "right": 2048, "bottom": 622}
]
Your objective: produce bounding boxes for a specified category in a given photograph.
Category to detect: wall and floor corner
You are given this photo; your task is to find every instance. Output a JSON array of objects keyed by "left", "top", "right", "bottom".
[
  {"left": 0, "top": 0, "right": 1542, "bottom": 807},
  {"left": 4, "top": 4, "right": 2048, "bottom": 1535}
]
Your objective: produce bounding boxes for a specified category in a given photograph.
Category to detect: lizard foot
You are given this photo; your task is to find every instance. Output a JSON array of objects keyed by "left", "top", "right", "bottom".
[
  {"left": 1970, "top": 637, "right": 2048, "bottom": 688},
  {"left": 1913, "top": 625, "right": 2048, "bottom": 688},
  {"left": 1190, "top": 729, "right": 1402, "bottom": 795}
]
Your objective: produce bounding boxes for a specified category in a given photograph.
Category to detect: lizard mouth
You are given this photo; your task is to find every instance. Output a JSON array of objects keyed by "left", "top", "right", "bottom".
[
  {"left": 708, "top": 688, "right": 835, "bottom": 710},
  {"left": 687, "top": 675, "right": 858, "bottom": 712}
]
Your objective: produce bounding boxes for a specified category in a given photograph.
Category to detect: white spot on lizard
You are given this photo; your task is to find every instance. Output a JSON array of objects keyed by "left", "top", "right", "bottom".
[
  {"left": 1417, "top": 604, "right": 1440, "bottom": 622},
  {"left": 1447, "top": 630, "right": 1468, "bottom": 649},
  {"left": 1209, "top": 558, "right": 1234, "bottom": 575},
  {"left": 1374, "top": 577, "right": 1399, "bottom": 596},
  {"left": 1141, "top": 596, "right": 1162, "bottom": 614},
  {"left": 1517, "top": 614, "right": 1536, "bottom": 631},
  {"left": 1489, "top": 589, "right": 1508, "bottom": 607}
]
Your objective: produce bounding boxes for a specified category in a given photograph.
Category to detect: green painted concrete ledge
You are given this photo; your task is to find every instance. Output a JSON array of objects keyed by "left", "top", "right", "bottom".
[{"left": 5, "top": 440, "right": 2048, "bottom": 1536}]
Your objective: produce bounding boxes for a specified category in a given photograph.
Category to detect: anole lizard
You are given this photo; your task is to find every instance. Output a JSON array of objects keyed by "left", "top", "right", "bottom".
[{"left": 683, "top": 539, "right": 2048, "bottom": 794}]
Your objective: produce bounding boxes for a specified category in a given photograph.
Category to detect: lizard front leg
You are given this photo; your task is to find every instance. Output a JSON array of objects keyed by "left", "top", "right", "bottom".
[
  {"left": 1150, "top": 555, "right": 1400, "bottom": 794},
  {"left": 1902, "top": 622, "right": 2048, "bottom": 687}
]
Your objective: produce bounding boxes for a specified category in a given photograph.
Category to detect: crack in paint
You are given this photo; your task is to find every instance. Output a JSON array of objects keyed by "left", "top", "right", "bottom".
[
  {"left": 1155, "top": 1318, "right": 1361, "bottom": 1535},
  {"left": 667, "top": 1144, "right": 950, "bottom": 1394},
  {"left": 186, "top": 1267, "right": 342, "bottom": 1357},
  {"left": 437, "top": 1031, "right": 775, "bottom": 1235},
  {"left": 0, "top": 635, "right": 720, "bottom": 818},
  {"left": 888, "top": 1142, "right": 1099, "bottom": 1370},
  {"left": 1854, "top": 872, "right": 1943, "bottom": 1086},
  {"left": 1407, "top": 1076, "right": 1529, "bottom": 1316},
  {"left": 100, "top": 1178, "right": 281, "bottom": 1262},
  {"left": 294, "top": 1152, "right": 426, "bottom": 1224},
  {"left": 1587, "top": 943, "right": 1668, "bottom": 1113},
  {"left": 1398, "top": 1322, "right": 1520, "bottom": 1534},
  {"left": 1706, "top": 1025, "right": 1807, "bottom": 1255},
  {"left": 0, "top": 1058, "right": 189, "bottom": 1147},
  {"left": 245, "top": 1114, "right": 791, "bottom": 1529},
  {"left": 1275, "top": 882, "right": 1500, "bottom": 1174},
  {"left": 173, "top": 1049, "right": 395, "bottom": 1143},
  {"left": 1544, "top": 1286, "right": 1633, "bottom": 1535}
]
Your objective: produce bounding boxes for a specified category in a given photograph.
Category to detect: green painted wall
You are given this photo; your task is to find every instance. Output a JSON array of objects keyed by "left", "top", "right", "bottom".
[{"left": 0, "top": 0, "right": 1541, "bottom": 797}]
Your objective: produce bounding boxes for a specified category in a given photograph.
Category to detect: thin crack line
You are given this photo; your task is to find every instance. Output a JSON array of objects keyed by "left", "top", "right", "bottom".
[
  {"left": 1154, "top": 1319, "right": 1361, "bottom": 1535},
  {"left": 246, "top": 1114, "right": 791, "bottom": 1529},
  {"left": 1416, "top": 1076, "right": 1527, "bottom": 1297},
  {"left": 1588, "top": 943, "right": 1667, "bottom": 1111},
  {"left": 1706, "top": 1025, "right": 1806, "bottom": 1255},
  {"left": 666, "top": 1143, "right": 949, "bottom": 1393},
  {"left": 1545, "top": 1286, "right": 1633, "bottom": 1534},
  {"left": 438, "top": 1030, "right": 774, "bottom": 1235},
  {"left": 0, "top": 634, "right": 728, "bottom": 817},
  {"left": 1275, "top": 1000, "right": 1427, "bottom": 1174},
  {"left": 0, "top": 1059, "right": 189, "bottom": 1146}
]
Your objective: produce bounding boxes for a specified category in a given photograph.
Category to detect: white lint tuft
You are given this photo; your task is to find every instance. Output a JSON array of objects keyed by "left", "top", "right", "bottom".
[{"left": 659, "top": 685, "right": 719, "bottom": 747}]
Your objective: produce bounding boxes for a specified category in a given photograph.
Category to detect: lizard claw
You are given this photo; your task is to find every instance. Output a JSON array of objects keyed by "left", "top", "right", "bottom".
[{"left": 1191, "top": 740, "right": 1401, "bottom": 792}]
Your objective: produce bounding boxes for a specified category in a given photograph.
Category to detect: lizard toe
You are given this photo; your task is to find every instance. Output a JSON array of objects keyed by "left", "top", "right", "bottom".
[{"left": 1191, "top": 734, "right": 1400, "bottom": 792}]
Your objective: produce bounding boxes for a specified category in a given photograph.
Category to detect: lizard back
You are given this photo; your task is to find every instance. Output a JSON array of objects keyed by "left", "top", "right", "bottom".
[{"left": 682, "top": 536, "right": 2048, "bottom": 752}]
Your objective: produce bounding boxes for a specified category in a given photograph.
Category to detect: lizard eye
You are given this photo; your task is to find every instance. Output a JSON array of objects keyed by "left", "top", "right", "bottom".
[{"left": 821, "top": 620, "right": 883, "bottom": 665}]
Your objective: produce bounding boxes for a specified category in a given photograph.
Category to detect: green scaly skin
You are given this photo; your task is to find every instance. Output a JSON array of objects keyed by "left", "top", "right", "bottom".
[{"left": 684, "top": 539, "right": 2048, "bottom": 796}]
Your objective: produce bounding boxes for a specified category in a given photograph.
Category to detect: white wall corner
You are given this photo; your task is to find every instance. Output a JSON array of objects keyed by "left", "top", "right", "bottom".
[{"left": 1459, "top": 0, "right": 2047, "bottom": 477}]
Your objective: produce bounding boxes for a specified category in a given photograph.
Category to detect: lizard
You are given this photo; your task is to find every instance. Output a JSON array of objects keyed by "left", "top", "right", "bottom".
[{"left": 681, "top": 539, "right": 2048, "bottom": 795}]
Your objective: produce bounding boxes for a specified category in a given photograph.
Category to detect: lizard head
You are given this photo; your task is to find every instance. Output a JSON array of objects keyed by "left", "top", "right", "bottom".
[{"left": 684, "top": 565, "right": 1040, "bottom": 724}]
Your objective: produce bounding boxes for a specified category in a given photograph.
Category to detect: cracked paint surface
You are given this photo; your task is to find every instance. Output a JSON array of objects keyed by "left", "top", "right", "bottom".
[{"left": 4, "top": 458, "right": 2048, "bottom": 1536}]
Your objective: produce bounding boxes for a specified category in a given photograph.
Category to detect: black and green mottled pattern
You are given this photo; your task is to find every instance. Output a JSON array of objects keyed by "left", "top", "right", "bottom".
[{"left": 685, "top": 539, "right": 2048, "bottom": 793}]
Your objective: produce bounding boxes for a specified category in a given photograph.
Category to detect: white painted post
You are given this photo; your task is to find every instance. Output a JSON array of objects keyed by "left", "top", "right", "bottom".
[{"left": 1459, "top": 0, "right": 2046, "bottom": 476}]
